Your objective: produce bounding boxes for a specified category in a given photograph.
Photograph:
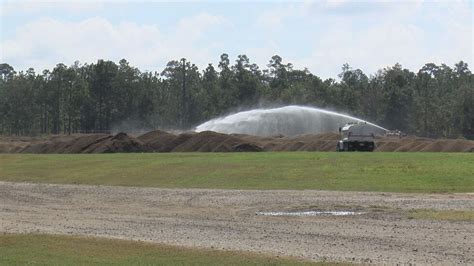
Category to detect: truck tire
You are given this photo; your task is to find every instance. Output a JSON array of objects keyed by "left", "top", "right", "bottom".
[{"left": 343, "top": 142, "right": 349, "bottom": 152}]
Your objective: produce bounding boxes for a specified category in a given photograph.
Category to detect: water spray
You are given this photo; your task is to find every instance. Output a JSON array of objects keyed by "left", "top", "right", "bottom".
[{"left": 196, "top": 105, "right": 387, "bottom": 137}]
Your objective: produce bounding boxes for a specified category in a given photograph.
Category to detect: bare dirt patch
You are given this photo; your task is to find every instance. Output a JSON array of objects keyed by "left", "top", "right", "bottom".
[{"left": 1, "top": 181, "right": 472, "bottom": 264}]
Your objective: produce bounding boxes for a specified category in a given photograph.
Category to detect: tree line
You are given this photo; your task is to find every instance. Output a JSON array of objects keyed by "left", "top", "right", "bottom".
[{"left": 0, "top": 54, "right": 472, "bottom": 138}]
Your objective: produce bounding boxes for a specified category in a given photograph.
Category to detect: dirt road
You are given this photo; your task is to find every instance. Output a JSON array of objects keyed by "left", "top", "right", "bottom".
[{"left": 1, "top": 181, "right": 472, "bottom": 264}]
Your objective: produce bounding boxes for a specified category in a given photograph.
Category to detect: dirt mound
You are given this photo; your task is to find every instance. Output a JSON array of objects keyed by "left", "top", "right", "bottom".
[
  {"left": 136, "top": 131, "right": 263, "bottom": 152},
  {"left": 233, "top": 143, "right": 263, "bottom": 152},
  {"left": 172, "top": 131, "right": 262, "bottom": 152},
  {"left": 20, "top": 133, "right": 148, "bottom": 154},
  {"left": 419, "top": 139, "right": 474, "bottom": 152},
  {"left": 137, "top": 130, "right": 173, "bottom": 143},
  {"left": 137, "top": 130, "right": 180, "bottom": 152},
  {"left": 145, "top": 131, "right": 472, "bottom": 152},
  {"left": 2, "top": 130, "right": 473, "bottom": 153},
  {"left": 0, "top": 136, "right": 39, "bottom": 153},
  {"left": 20, "top": 134, "right": 109, "bottom": 153},
  {"left": 234, "top": 133, "right": 339, "bottom": 152},
  {"left": 163, "top": 133, "right": 195, "bottom": 152},
  {"left": 81, "top": 132, "right": 149, "bottom": 153},
  {"left": 375, "top": 137, "right": 474, "bottom": 152}
]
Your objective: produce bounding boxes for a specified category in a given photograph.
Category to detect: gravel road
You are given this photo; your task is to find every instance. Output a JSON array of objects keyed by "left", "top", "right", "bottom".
[{"left": 1, "top": 181, "right": 472, "bottom": 264}]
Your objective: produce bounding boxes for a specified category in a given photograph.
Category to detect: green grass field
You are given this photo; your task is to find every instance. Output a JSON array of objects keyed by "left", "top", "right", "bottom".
[
  {"left": 1, "top": 152, "right": 472, "bottom": 193},
  {"left": 0, "top": 234, "right": 324, "bottom": 265}
]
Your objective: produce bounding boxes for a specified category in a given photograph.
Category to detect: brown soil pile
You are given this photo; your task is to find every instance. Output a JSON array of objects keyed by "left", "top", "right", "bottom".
[
  {"left": 236, "top": 132, "right": 342, "bottom": 151},
  {"left": 376, "top": 136, "right": 474, "bottom": 152},
  {"left": 172, "top": 131, "right": 262, "bottom": 152},
  {"left": 0, "top": 136, "right": 40, "bottom": 153},
  {"left": 1, "top": 131, "right": 472, "bottom": 153},
  {"left": 81, "top": 132, "right": 149, "bottom": 153},
  {"left": 19, "top": 133, "right": 148, "bottom": 154},
  {"left": 137, "top": 130, "right": 193, "bottom": 152}
]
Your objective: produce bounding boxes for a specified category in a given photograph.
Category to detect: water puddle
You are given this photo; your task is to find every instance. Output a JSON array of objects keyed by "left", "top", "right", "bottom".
[{"left": 256, "top": 211, "right": 364, "bottom": 217}]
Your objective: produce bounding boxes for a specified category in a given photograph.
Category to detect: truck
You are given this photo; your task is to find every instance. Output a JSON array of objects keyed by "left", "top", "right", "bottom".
[{"left": 336, "top": 122, "right": 376, "bottom": 152}]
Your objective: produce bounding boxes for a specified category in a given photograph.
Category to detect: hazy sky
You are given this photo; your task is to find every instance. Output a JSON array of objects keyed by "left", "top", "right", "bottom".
[{"left": 1, "top": 0, "right": 472, "bottom": 78}]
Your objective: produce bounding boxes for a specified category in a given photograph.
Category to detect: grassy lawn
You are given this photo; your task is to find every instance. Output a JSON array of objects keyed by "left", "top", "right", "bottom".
[
  {"left": 0, "top": 152, "right": 472, "bottom": 193},
  {"left": 0, "top": 234, "right": 323, "bottom": 265}
]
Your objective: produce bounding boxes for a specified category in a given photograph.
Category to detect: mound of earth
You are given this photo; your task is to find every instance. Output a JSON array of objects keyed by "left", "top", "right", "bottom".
[
  {"left": 172, "top": 131, "right": 262, "bottom": 152},
  {"left": 0, "top": 136, "right": 42, "bottom": 153},
  {"left": 137, "top": 130, "right": 175, "bottom": 150},
  {"left": 20, "top": 134, "right": 106, "bottom": 153},
  {"left": 376, "top": 136, "right": 474, "bottom": 152},
  {"left": 19, "top": 133, "right": 148, "bottom": 154},
  {"left": 81, "top": 132, "right": 149, "bottom": 153},
  {"left": 1, "top": 130, "right": 473, "bottom": 153}
]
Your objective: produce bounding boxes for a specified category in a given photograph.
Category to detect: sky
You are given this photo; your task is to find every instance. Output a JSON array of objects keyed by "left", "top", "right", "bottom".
[{"left": 0, "top": 0, "right": 472, "bottom": 79}]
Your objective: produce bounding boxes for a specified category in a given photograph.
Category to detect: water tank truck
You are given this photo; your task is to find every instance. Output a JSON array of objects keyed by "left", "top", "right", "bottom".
[{"left": 336, "top": 122, "right": 376, "bottom": 152}]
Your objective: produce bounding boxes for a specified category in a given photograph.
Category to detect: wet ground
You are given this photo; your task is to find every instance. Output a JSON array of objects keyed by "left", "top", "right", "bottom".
[{"left": 1, "top": 181, "right": 473, "bottom": 264}]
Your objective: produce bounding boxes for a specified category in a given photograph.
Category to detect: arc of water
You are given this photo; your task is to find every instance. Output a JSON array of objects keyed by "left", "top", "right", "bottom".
[{"left": 196, "top": 106, "right": 387, "bottom": 137}]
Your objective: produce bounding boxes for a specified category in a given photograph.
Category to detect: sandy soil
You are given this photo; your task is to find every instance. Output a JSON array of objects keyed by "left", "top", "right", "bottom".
[{"left": 1, "top": 181, "right": 473, "bottom": 264}]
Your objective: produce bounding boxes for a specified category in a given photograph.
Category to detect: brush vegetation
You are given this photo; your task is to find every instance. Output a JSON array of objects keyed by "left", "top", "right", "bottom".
[
  {"left": 0, "top": 234, "right": 323, "bottom": 265},
  {"left": 0, "top": 152, "right": 472, "bottom": 193}
]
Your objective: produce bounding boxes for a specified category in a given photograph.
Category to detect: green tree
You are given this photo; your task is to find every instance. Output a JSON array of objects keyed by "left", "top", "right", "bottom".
[
  {"left": 201, "top": 64, "right": 221, "bottom": 119},
  {"left": 382, "top": 63, "right": 415, "bottom": 131},
  {"left": 232, "top": 54, "right": 261, "bottom": 106},
  {"left": 267, "top": 55, "right": 292, "bottom": 101},
  {"left": 89, "top": 60, "right": 118, "bottom": 131},
  {"left": 218, "top": 53, "right": 237, "bottom": 110}
]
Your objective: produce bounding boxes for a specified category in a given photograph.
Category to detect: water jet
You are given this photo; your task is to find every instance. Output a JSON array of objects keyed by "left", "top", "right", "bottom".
[{"left": 196, "top": 106, "right": 386, "bottom": 137}]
